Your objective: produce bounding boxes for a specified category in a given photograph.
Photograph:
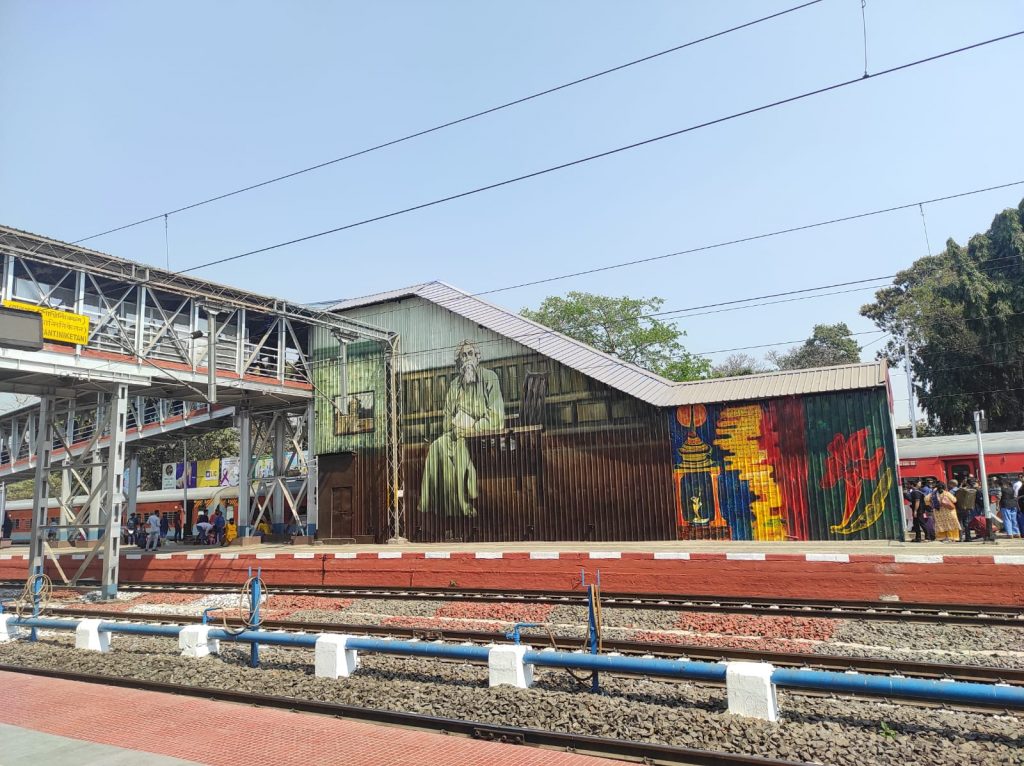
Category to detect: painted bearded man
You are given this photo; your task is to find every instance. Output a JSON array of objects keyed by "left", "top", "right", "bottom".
[{"left": 419, "top": 339, "right": 505, "bottom": 517}]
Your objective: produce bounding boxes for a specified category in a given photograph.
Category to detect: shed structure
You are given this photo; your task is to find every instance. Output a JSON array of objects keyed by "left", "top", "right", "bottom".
[{"left": 312, "top": 282, "right": 901, "bottom": 543}]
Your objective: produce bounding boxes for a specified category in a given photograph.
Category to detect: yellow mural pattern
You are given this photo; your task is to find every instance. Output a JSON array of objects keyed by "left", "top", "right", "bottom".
[{"left": 713, "top": 405, "right": 786, "bottom": 541}]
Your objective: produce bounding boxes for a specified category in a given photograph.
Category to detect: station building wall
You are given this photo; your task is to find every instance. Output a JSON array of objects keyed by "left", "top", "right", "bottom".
[{"left": 312, "top": 297, "right": 901, "bottom": 542}]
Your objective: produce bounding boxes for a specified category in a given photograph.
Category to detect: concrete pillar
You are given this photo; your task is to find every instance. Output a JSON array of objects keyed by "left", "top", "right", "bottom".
[
  {"left": 314, "top": 634, "right": 359, "bottom": 679},
  {"left": 0, "top": 614, "right": 18, "bottom": 642},
  {"left": 125, "top": 451, "right": 139, "bottom": 523},
  {"left": 488, "top": 644, "right": 533, "bottom": 688},
  {"left": 75, "top": 618, "right": 111, "bottom": 652},
  {"left": 179, "top": 625, "right": 220, "bottom": 658},
  {"left": 726, "top": 662, "right": 778, "bottom": 722}
]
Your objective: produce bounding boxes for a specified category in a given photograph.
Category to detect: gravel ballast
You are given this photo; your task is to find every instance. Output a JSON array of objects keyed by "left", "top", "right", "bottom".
[{"left": 0, "top": 633, "right": 1021, "bottom": 766}]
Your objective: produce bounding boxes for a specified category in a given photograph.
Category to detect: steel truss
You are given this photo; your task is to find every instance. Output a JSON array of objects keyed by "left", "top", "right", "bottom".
[
  {"left": 0, "top": 224, "right": 404, "bottom": 595},
  {"left": 28, "top": 385, "right": 128, "bottom": 597}
]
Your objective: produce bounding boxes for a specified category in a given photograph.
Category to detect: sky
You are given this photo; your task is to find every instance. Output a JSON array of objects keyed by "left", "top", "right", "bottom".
[{"left": 1, "top": 1, "right": 1023, "bottom": 426}]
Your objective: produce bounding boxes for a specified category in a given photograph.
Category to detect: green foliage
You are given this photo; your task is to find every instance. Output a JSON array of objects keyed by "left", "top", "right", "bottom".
[
  {"left": 521, "top": 292, "right": 711, "bottom": 381},
  {"left": 5, "top": 474, "right": 61, "bottom": 501},
  {"left": 136, "top": 428, "right": 240, "bottom": 490},
  {"left": 861, "top": 198, "right": 1024, "bottom": 433},
  {"left": 880, "top": 721, "right": 898, "bottom": 738},
  {"left": 768, "top": 323, "right": 861, "bottom": 370}
]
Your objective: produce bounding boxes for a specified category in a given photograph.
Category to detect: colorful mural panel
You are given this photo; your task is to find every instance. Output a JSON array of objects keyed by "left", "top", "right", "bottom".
[{"left": 669, "top": 391, "right": 901, "bottom": 541}]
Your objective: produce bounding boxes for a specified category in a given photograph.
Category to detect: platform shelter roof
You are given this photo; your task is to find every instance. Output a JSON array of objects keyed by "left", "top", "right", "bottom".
[{"left": 327, "top": 281, "right": 889, "bottom": 409}]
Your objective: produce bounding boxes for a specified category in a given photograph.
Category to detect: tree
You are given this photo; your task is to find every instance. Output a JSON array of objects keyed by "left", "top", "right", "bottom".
[
  {"left": 136, "top": 428, "right": 240, "bottom": 490},
  {"left": 861, "top": 198, "right": 1024, "bottom": 433},
  {"left": 768, "top": 323, "right": 861, "bottom": 370},
  {"left": 712, "top": 353, "right": 768, "bottom": 378},
  {"left": 521, "top": 292, "right": 711, "bottom": 381}
]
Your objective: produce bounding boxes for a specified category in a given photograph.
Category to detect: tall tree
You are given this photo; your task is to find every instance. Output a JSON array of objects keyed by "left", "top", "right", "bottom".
[
  {"left": 768, "top": 323, "right": 861, "bottom": 370},
  {"left": 861, "top": 198, "right": 1024, "bottom": 433},
  {"left": 712, "top": 353, "right": 768, "bottom": 378},
  {"left": 521, "top": 292, "right": 710, "bottom": 381}
]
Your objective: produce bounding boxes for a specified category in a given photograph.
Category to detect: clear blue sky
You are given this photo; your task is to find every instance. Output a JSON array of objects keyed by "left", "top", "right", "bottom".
[{"left": 2, "top": 1, "right": 1022, "bottom": 424}]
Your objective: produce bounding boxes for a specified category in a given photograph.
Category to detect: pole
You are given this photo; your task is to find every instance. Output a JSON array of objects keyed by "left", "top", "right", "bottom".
[
  {"left": 182, "top": 438, "right": 189, "bottom": 538},
  {"left": 207, "top": 310, "right": 218, "bottom": 405},
  {"left": 904, "top": 340, "right": 917, "bottom": 438},
  {"left": 975, "top": 410, "right": 990, "bottom": 540}
]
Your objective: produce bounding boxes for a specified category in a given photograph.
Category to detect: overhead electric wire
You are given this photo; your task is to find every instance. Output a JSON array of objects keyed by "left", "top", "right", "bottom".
[
  {"left": 70, "top": 0, "right": 826, "bottom": 246},
  {"left": 177, "top": 31, "right": 1024, "bottom": 276}
]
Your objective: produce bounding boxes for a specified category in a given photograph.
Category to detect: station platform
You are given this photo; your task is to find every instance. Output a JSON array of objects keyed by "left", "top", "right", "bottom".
[
  {"left": 3, "top": 539, "right": 1023, "bottom": 606},
  {"left": 0, "top": 670, "right": 600, "bottom": 766}
]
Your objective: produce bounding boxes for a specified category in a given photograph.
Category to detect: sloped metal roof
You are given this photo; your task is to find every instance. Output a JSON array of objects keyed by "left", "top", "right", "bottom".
[
  {"left": 327, "top": 282, "right": 889, "bottom": 408},
  {"left": 898, "top": 430, "right": 1024, "bottom": 460}
]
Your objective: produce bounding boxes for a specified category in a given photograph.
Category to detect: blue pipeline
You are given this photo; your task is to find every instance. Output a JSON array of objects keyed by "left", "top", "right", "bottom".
[
  {"left": 10, "top": 616, "right": 1024, "bottom": 709},
  {"left": 347, "top": 637, "right": 490, "bottom": 662},
  {"left": 525, "top": 650, "right": 728, "bottom": 683},
  {"left": 772, "top": 668, "right": 1024, "bottom": 708},
  {"left": 208, "top": 629, "right": 319, "bottom": 648},
  {"left": 13, "top": 618, "right": 80, "bottom": 631}
]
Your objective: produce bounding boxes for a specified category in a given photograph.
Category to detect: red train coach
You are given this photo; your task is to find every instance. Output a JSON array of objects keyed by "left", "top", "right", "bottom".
[{"left": 897, "top": 430, "right": 1024, "bottom": 488}]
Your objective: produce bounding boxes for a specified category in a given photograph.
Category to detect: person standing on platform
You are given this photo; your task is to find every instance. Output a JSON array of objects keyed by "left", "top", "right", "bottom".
[
  {"left": 932, "top": 482, "right": 960, "bottom": 542},
  {"left": 956, "top": 480, "right": 978, "bottom": 541},
  {"left": 1, "top": 513, "right": 12, "bottom": 540},
  {"left": 1001, "top": 479, "right": 1021, "bottom": 538},
  {"left": 212, "top": 510, "right": 226, "bottom": 545},
  {"left": 145, "top": 510, "right": 161, "bottom": 552},
  {"left": 159, "top": 512, "right": 169, "bottom": 543},
  {"left": 222, "top": 518, "right": 237, "bottom": 546},
  {"left": 173, "top": 511, "right": 182, "bottom": 542},
  {"left": 909, "top": 480, "right": 934, "bottom": 542}
]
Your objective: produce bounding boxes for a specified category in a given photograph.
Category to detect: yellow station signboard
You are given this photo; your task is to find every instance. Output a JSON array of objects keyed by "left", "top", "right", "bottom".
[{"left": 2, "top": 299, "right": 90, "bottom": 346}]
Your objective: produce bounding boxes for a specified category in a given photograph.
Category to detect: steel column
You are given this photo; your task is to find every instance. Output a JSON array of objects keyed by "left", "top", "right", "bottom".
[
  {"left": 100, "top": 384, "right": 128, "bottom": 598},
  {"left": 28, "top": 394, "right": 54, "bottom": 577},
  {"left": 272, "top": 415, "right": 286, "bottom": 530},
  {"left": 238, "top": 407, "right": 251, "bottom": 536},
  {"left": 306, "top": 400, "right": 317, "bottom": 536}
]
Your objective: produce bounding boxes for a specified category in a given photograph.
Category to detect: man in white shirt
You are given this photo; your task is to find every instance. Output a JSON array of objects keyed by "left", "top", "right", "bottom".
[
  {"left": 1013, "top": 473, "right": 1023, "bottom": 497},
  {"left": 145, "top": 512, "right": 161, "bottom": 551}
]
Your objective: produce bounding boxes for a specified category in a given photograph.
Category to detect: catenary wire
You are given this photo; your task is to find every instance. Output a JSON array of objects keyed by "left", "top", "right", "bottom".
[
  {"left": 312, "top": 178, "right": 1024, "bottom": 323},
  {"left": 69, "top": 1, "right": 826, "bottom": 245},
  {"left": 362, "top": 251, "right": 1024, "bottom": 364},
  {"left": 176, "top": 32, "right": 1024, "bottom": 276}
]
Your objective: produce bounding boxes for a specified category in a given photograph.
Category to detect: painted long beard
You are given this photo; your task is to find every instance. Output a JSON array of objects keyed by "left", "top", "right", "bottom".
[{"left": 460, "top": 362, "right": 478, "bottom": 385}]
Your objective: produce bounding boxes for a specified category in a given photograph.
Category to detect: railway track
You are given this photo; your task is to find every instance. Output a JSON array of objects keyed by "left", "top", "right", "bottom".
[
  {"left": 0, "top": 663, "right": 811, "bottom": 766},
  {"left": 40, "top": 606, "right": 1024, "bottom": 686},
  {"left": 70, "top": 581, "right": 1024, "bottom": 626}
]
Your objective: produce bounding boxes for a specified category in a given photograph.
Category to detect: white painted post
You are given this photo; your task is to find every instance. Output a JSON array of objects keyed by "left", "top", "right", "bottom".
[
  {"left": 179, "top": 625, "right": 220, "bottom": 658},
  {"left": 75, "top": 618, "right": 111, "bottom": 653},
  {"left": 0, "top": 614, "right": 18, "bottom": 642},
  {"left": 726, "top": 662, "right": 778, "bottom": 721},
  {"left": 314, "top": 634, "right": 359, "bottom": 679},
  {"left": 488, "top": 644, "right": 533, "bottom": 688}
]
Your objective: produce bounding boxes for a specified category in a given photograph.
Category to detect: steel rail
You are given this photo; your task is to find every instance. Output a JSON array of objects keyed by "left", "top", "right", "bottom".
[
  {"left": 40, "top": 606, "right": 1024, "bottom": 686},
  {"left": 75, "top": 581, "right": 1024, "bottom": 626},
  {"left": 0, "top": 663, "right": 811, "bottom": 766}
]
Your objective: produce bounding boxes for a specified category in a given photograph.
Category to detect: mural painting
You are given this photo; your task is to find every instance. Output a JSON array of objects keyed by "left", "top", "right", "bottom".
[
  {"left": 669, "top": 391, "right": 901, "bottom": 541},
  {"left": 334, "top": 391, "right": 375, "bottom": 435},
  {"left": 418, "top": 340, "right": 506, "bottom": 518}
]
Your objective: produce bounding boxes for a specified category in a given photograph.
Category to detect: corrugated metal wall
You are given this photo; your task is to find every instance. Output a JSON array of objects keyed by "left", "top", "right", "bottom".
[
  {"left": 668, "top": 388, "right": 901, "bottom": 541},
  {"left": 312, "top": 299, "right": 674, "bottom": 542},
  {"left": 312, "top": 298, "right": 900, "bottom": 543}
]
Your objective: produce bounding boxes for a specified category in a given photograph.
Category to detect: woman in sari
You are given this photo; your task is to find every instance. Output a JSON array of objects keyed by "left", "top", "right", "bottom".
[{"left": 933, "top": 482, "right": 961, "bottom": 542}]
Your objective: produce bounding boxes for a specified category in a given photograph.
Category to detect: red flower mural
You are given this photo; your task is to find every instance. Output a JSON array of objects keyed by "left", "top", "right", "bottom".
[{"left": 821, "top": 428, "right": 885, "bottom": 528}]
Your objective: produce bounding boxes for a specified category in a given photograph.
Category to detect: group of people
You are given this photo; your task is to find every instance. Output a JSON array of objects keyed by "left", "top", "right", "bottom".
[
  {"left": 192, "top": 508, "right": 238, "bottom": 546},
  {"left": 904, "top": 474, "right": 1024, "bottom": 543},
  {"left": 123, "top": 511, "right": 180, "bottom": 550}
]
